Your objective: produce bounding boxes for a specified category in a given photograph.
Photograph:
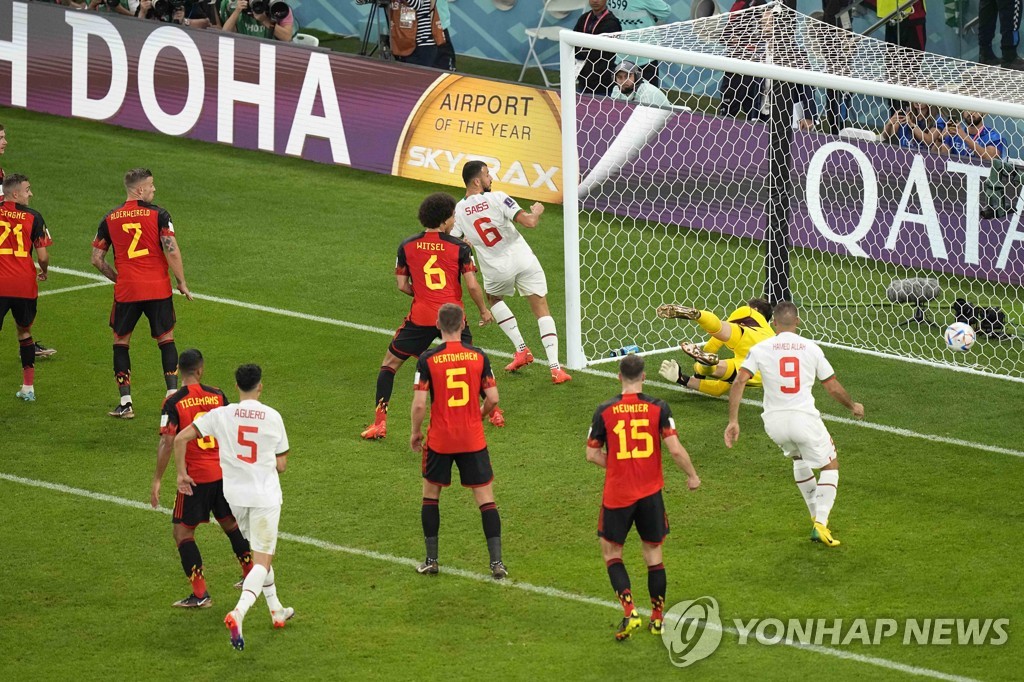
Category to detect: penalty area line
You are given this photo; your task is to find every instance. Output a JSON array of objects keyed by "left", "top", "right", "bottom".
[
  {"left": 46, "top": 266, "right": 1024, "bottom": 459},
  {"left": 0, "top": 472, "right": 979, "bottom": 682}
]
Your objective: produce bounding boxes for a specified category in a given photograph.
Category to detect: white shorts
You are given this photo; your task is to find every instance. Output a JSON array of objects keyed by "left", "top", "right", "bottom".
[
  {"left": 483, "top": 254, "right": 548, "bottom": 298},
  {"left": 234, "top": 504, "right": 281, "bottom": 555},
  {"left": 763, "top": 412, "right": 837, "bottom": 469}
]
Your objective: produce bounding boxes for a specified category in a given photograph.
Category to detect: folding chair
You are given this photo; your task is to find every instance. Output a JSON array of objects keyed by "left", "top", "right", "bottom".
[{"left": 518, "top": 0, "right": 588, "bottom": 88}]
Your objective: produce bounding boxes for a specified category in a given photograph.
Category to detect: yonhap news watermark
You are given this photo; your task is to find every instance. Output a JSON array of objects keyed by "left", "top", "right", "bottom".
[{"left": 660, "top": 597, "right": 1009, "bottom": 668}]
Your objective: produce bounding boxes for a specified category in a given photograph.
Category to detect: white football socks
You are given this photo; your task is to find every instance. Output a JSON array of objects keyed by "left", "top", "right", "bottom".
[
  {"left": 491, "top": 301, "right": 527, "bottom": 352},
  {"left": 262, "top": 567, "right": 283, "bottom": 613},
  {"left": 793, "top": 460, "right": 817, "bottom": 518},
  {"left": 814, "top": 470, "right": 839, "bottom": 527},
  {"left": 235, "top": 563, "right": 269, "bottom": 619},
  {"left": 537, "top": 315, "right": 560, "bottom": 370}
]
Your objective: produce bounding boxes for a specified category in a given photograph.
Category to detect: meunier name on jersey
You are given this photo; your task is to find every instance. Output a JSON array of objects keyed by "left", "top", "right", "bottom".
[
  {"left": 432, "top": 351, "right": 479, "bottom": 364},
  {"left": 611, "top": 403, "right": 650, "bottom": 414}
]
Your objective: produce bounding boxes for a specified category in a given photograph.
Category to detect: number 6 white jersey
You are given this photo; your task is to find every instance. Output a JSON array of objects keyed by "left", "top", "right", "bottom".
[
  {"left": 193, "top": 399, "right": 290, "bottom": 508},
  {"left": 741, "top": 332, "right": 835, "bottom": 418},
  {"left": 452, "top": 191, "right": 536, "bottom": 274}
]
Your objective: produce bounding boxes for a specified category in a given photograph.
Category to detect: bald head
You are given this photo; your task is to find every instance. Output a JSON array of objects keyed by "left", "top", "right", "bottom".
[{"left": 772, "top": 301, "right": 799, "bottom": 331}]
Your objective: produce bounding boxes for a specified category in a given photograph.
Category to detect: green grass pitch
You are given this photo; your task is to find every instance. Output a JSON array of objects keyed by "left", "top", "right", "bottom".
[{"left": 0, "top": 106, "right": 1021, "bottom": 681}]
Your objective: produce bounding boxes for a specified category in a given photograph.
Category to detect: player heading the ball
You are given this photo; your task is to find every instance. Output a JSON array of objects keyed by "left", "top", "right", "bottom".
[{"left": 453, "top": 161, "right": 572, "bottom": 385}]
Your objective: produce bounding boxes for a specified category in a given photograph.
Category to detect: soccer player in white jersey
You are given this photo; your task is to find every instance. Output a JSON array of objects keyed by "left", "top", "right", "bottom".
[
  {"left": 174, "top": 363, "right": 292, "bottom": 650},
  {"left": 724, "top": 302, "right": 864, "bottom": 548},
  {"left": 453, "top": 160, "right": 572, "bottom": 385}
]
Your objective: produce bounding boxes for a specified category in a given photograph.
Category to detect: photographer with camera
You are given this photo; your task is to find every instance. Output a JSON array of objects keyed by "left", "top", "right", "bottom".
[
  {"left": 221, "top": 0, "right": 295, "bottom": 40},
  {"left": 139, "top": 0, "right": 219, "bottom": 27},
  {"left": 88, "top": 0, "right": 136, "bottom": 16}
]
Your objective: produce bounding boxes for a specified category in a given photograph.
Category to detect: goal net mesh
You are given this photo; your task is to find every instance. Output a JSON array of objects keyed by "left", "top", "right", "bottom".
[{"left": 569, "top": 3, "right": 1024, "bottom": 379}]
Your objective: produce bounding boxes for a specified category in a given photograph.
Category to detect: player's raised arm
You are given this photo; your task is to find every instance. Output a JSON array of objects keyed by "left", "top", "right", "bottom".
[
  {"left": 664, "top": 435, "right": 700, "bottom": 490},
  {"left": 725, "top": 367, "right": 753, "bottom": 448},
  {"left": 822, "top": 376, "right": 865, "bottom": 419},
  {"left": 514, "top": 202, "right": 545, "bottom": 229},
  {"left": 173, "top": 424, "right": 200, "bottom": 495}
]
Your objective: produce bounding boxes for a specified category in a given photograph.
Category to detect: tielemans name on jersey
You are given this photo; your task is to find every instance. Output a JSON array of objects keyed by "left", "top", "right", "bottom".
[
  {"left": 612, "top": 403, "right": 650, "bottom": 414},
  {"left": 179, "top": 395, "right": 223, "bottom": 410},
  {"left": 432, "top": 351, "right": 479, "bottom": 364}
]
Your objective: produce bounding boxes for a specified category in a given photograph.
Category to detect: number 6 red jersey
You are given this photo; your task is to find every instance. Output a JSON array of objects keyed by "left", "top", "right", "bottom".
[
  {"left": 396, "top": 231, "right": 476, "bottom": 327},
  {"left": 588, "top": 392, "right": 677, "bottom": 508},
  {"left": 93, "top": 200, "right": 174, "bottom": 302}
]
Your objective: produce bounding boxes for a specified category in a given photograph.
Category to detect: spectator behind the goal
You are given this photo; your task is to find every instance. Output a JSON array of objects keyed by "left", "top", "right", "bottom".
[
  {"left": 881, "top": 102, "right": 939, "bottom": 150},
  {"left": 221, "top": 0, "right": 295, "bottom": 41},
  {"left": 976, "top": 0, "right": 1024, "bottom": 70},
  {"left": 609, "top": 60, "right": 671, "bottom": 107},
  {"left": 572, "top": 0, "right": 623, "bottom": 97},
  {"left": 937, "top": 110, "right": 1005, "bottom": 161},
  {"left": 612, "top": 0, "right": 670, "bottom": 86}
]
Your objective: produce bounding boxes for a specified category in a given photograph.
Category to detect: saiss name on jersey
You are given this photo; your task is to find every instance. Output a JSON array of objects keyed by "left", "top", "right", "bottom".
[
  {"left": 452, "top": 191, "right": 536, "bottom": 274},
  {"left": 741, "top": 331, "right": 836, "bottom": 418},
  {"left": 193, "top": 399, "right": 290, "bottom": 508}
]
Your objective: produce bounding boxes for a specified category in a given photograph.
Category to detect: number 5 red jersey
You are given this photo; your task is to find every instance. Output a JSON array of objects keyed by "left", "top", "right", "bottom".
[
  {"left": 396, "top": 231, "right": 476, "bottom": 327},
  {"left": 414, "top": 341, "right": 497, "bottom": 454},
  {"left": 93, "top": 200, "right": 174, "bottom": 303},
  {"left": 588, "top": 392, "right": 677, "bottom": 508}
]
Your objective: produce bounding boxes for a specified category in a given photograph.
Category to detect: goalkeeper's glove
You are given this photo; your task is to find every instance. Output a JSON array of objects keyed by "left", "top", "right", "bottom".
[{"left": 660, "top": 359, "right": 690, "bottom": 386}]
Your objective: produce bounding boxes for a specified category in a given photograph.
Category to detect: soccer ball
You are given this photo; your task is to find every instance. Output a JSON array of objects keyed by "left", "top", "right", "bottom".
[{"left": 944, "top": 322, "right": 976, "bottom": 352}]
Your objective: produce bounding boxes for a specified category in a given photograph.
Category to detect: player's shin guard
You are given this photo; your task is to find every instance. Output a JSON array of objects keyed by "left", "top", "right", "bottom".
[
  {"left": 814, "top": 470, "right": 839, "bottom": 527},
  {"left": 114, "top": 344, "right": 132, "bottom": 398},
  {"left": 177, "top": 539, "right": 207, "bottom": 597},
  {"left": 793, "top": 461, "right": 818, "bottom": 519},
  {"left": 261, "top": 567, "right": 283, "bottom": 613},
  {"left": 491, "top": 301, "right": 527, "bottom": 352},
  {"left": 225, "top": 525, "right": 253, "bottom": 576},
  {"left": 19, "top": 337, "right": 34, "bottom": 386},
  {"left": 479, "top": 502, "right": 502, "bottom": 564},
  {"left": 647, "top": 563, "right": 666, "bottom": 621},
  {"left": 375, "top": 367, "right": 397, "bottom": 411},
  {"left": 235, "top": 564, "right": 268, "bottom": 618},
  {"left": 537, "top": 315, "right": 560, "bottom": 369},
  {"left": 606, "top": 558, "right": 634, "bottom": 617},
  {"left": 422, "top": 498, "right": 440, "bottom": 560},
  {"left": 159, "top": 340, "right": 178, "bottom": 392},
  {"left": 695, "top": 310, "right": 723, "bottom": 335}
]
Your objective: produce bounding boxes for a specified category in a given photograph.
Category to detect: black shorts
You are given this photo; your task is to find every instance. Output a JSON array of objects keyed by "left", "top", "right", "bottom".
[
  {"left": 110, "top": 296, "right": 175, "bottom": 338},
  {"left": 422, "top": 447, "right": 494, "bottom": 488},
  {"left": 598, "top": 490, "right": 669, "bottom": 546},
  {"left": 0, "top": 296, "right": 37, "bottom": 330},
  {"left": 172, "top": 480, "right": 234, "bottom": 527},
  {"left": 389, "top": 319, "right": 472, "bottom": 359}
]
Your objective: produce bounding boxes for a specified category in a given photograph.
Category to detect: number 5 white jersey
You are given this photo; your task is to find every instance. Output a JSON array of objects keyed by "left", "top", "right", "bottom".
[
  {"left": 452, "top": 191, "right": 536, "bottom": 275},
  {"left": 193, "top": 399, "right": 290, "bottom": 508},
  {"left": 741, "top": 332, "right": 835, "bottom": 418}
]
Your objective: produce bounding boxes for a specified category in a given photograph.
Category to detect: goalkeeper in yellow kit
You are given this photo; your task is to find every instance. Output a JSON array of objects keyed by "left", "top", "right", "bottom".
[{"left": 655, "top": 298, "right": 775, "bottom": 397}]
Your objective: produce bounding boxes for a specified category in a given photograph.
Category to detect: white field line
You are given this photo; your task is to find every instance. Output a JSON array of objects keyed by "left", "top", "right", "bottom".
[
  {"left": 0, "top": 472, "right": 981, "bottom": 682},
  {"left": 38, "top": 281, "right": 112, "bottom": 297},
  {"left": 46, "top": 266, "right": 1024, "bottom": 460}
]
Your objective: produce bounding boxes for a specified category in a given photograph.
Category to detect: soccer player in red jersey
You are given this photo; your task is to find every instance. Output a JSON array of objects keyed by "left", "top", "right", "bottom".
[
  {"left": 0, "top": 174, "right": 52, "bottom": 402},
  {"left": 0, "top": 124, "right": 56, "bottom": 359},
  {"left": 360, "top": 192, "right": 494, "bottom": 440},
  {"left": 92, "top": 168, "right": 193, "bottom": 419},
  {"left": 586, "top": 354, "right": 700, "bottom": 640},
  {"left": 151, "top": 348, "right": 253, "bottom": 608},
  {"left": 410, "top": 303, "right": 507, "bottom": 579}
]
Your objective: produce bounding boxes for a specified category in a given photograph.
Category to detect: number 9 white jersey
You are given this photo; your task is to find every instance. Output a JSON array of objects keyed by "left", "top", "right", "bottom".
[
  {"left": 453, "top": 191, "right": 536, "bottom": 274},
  {"left": 741, "top": 331, "right": 835, "bottom": 418}
]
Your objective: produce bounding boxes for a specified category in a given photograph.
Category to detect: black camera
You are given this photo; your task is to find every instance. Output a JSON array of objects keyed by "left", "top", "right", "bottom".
[
  {"left": 269, "top": 1, "right": 290, "bottom": 21},
  {"left": 153, "top": 0, "right": 185, "bottom": 21},
  {"left": 247, "top": 0, "right": 270, "bottom": 15}
]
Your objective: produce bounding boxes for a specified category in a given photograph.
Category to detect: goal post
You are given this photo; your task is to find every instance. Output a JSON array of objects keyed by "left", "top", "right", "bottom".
[{"left": 559, "top": 3, "right": 1024, "bottom": 381}]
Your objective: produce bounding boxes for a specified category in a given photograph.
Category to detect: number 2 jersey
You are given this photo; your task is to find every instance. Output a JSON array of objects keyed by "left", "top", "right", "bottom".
[
  {"left": 0, "top": 201, "right": 52, "bottom": 299},
  {"left": 414, "top": 341, "right": 497, "bottom": 454},
  {"left": 587, "top": 392, "right": 677, "bottom": 509},
  {"left": 396, "top": 230, "right": 476, "bottom": 327},
  {"left": 160, "top": 383, "right": 230, "bottom": 485},
  {"left": 741, "top": 331, "right": 835, "bottom": 419},
  {"left": 92, "top": 199, "right": 174, "bottom": 303},
  {"left": 452, "top": 191, "right": 537, "bottom": 277},
  {"left": 193, "top": 400, "right": 290, "bottom": 508}
]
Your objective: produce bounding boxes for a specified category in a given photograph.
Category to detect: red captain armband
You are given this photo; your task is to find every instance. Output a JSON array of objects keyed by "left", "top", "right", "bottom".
[
  {"left": 395, "top": 265, "right": 410, "bottom": 276},
  {"left": 460, "top": 262, "right": 476, "bottom": 273},
  {"left": 91, "top": 237, "right": 109, "bottom": 250},
  {"left": 481, "top": 376, "right": 497, "bottom": 389},
  {"left": 586, "top": 437, "right": 603, "bottom": 448},
  {"left": 158, "top": 227, "right": 175, "bottom": 238},
  {"left": 661, "top": 427, "right": 678, "bottom": 438},
  {"left": 34, "top": 233, "right": 53, "bottom": 249},
  {"left": 414, "top": 377, "right": 430, "bottom": 392}
]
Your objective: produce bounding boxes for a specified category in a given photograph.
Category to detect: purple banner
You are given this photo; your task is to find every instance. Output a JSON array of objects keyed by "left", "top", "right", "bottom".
[{"left": 577, "top": 97, "right": 1024, "bottom": 284}]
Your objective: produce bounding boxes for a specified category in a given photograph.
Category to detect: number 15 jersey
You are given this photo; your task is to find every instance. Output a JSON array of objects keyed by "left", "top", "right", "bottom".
[
  {"left": 588, "top": 392, "right": 676, "bottom": 509},
  {"left": 396, "top": 230, "right": 476, "bottom": 327},
  {"left": 193, "top": 400, "right": 290, "bottom": 508}
]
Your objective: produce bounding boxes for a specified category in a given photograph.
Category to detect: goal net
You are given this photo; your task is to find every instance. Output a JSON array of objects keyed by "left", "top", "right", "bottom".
[{"left": 559, "top": 2, "right": 1024, "bottom": 382}]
